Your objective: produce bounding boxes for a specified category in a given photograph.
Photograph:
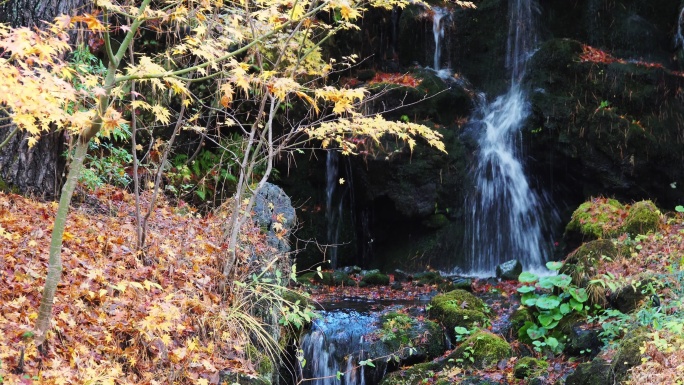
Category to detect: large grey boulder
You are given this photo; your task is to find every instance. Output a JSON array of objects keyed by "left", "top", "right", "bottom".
[{"left": 253, "top": 182, "right": 296, "bottom": 253}]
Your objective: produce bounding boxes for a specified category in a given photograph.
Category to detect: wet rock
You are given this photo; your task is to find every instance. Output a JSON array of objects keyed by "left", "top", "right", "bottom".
[
  {"left": 565, "top": 358, "right": 613, "bottom": 385},
  {"left": 341, "top": 265, "right": 362, "bottom": 275},
  {"left": 564, "top": 324, "right": 601, "bottom": 357},
  {"left": 391, "top": 281, "right": 403, "bottom": 290},
  {"left": 394, "top": 269, "right": 413, "bottom": 282},
  {"left": 451, "top": 277, "right": 473, "bottom": 291},
  {"left": 495, "top": 259, "right": 523, "bottom": 281},
  {"left": 371, "top": 311, "right": 446, "bottom": 365}
]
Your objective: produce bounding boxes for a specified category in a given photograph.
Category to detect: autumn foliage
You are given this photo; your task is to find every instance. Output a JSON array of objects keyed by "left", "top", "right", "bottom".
[{"left": 0, "top": 187, "right": 290, "bottom": 384}]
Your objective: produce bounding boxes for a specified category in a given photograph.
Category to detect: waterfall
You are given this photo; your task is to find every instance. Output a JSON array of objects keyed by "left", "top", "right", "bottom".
[
  {"left": 325, "top": 151, "right": 344, "bottom": 268},
  {"left": 432, "top": 7, "right": 449, "bottom": 71},
  {"left": 300, "top": 311, "right": 375, "bottom": 385},
  {"left": 463, "top": 0, "right": 557, "bottom": 275}
]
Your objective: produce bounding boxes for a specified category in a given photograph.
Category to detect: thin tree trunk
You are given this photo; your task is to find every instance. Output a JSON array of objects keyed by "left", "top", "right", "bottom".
[{"left": 34, "top": 140, "right": 87, "bottom": 348}]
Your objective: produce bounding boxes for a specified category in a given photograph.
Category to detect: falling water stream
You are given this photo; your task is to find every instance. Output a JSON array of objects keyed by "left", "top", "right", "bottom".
[
  {"left": 300, "top": 309, "right": 376, "bottom": 385},
  {"left": 463, "top": 0, "right": 557, "bottom": 275},
  {"left": 325, "top": 151, "right": 344, "bottom": 268},
  {"left": 432, "top": 7, "right": 449, "bottom": 71}
]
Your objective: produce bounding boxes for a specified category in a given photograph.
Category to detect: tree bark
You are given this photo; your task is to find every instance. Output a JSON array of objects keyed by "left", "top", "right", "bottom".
[{"left": 0, "top": 0, "right": 87, "bottom": 199}]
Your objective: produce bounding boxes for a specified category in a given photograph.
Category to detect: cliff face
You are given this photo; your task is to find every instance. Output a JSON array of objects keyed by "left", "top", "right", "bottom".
[{"left": 280, "top": 0, "right": 684, "bottom": 272}]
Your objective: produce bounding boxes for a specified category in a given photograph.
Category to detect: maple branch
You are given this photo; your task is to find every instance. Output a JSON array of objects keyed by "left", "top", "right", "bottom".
[
  {"left": 0, "top": 125, "right": 18, "bottom": 150},
  {"left": 114, "top": 1, "right": 331, "bottom": 84},
  {"left": 102, "top": 10, "right": 118, "bottom": 68}
]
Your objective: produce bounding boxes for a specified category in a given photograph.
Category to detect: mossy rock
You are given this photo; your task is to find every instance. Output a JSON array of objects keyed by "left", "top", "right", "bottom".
[
  {"left": 561, "top": 239, "right": 618, "bottom": 287},
  {"left": 377, "top": 361, "right": 444, "bottom": 385},
  {"left": 564, "top": 198, "right": 627, "bottom": 246},
  {"left": 375, "top": 312, "right": 446, "bottom": 363},
  {"left": 621, "top": 200, "right": 661, "bottom": 236},
  {"left": 414, "top": 271, "right": 446, "bottom": 285},
  {"left": 509, "top": 308, "right": 534, "bottom": 339},
  {"left": 565, "top": 358, "right": 613, "bottom": 385},
  {"left": 451, "top": 330, "right": 511, "bottom": 369},
  {"left": 245, "top": 344, "right": 274, "bottom": 378},
  {"left": 428, "top": 290, "right": 488, "bottom": 339},
  {"left": 514, "top": 357, "right": 549, "bottom": 379},
  {"left": 299, "top": 271, "right": 356, "bottom": 286},
  {"left": 360, "top": 271, "right": 390, "bottom": 286},
  {"left": 611, "top": 332, "right": 649, "bottom": 382}
]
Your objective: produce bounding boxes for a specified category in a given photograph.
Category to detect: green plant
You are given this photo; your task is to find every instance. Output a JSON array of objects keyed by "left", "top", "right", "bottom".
[
  {"left": 518, "top": 262, "right": 590, "bottom": 354},
  {"left": 80, "top": 141, "right": 133, "bottom": 189},
  {"left": 454, "top": 326, "right": 474, "bottom": 342}
]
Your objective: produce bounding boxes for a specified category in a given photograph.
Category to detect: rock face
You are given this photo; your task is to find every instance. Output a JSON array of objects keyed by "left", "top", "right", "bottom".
[
  {"left": 428, "top": 290, "right": 489, "bottom": 341},
  {"left": 495, "top": 260, "right": 523, "bottom": 280},
  {"left": 253, "top": 182, "right": 297, "bottom": 254}
]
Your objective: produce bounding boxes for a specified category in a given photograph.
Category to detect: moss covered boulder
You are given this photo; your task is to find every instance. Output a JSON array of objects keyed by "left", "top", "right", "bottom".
[
  {"left": 428, "top": 290, "right": 488, "bottom": 339},
  {"left": 513, "top": 357, "right": 549, "bottom": 379},
  {"left": 611, "top": 332, "right": 649, "bottom": 382},
  {"left": 360, "top": 271, "right": 390, "bottom": 286},
  {"left": 565, "top": 358, "right": 613, "bottom": 385},
  {"left": 564, "top": 198, "right": 627, "bottom": 248},
  {"left": 622, "top": 200, "right": 661, "bottom": 235},
  {"left": 377, "top": 361, "right": 444, "bottom": 385},
  {"left": 561, "top": 239, "right": 618, "bottom": 287},
  {"left": 451, "top": 331, "right": 511, "bottom": 369},
  {"left": 372, "top": 311, "right": 446, "bottom": 365}
]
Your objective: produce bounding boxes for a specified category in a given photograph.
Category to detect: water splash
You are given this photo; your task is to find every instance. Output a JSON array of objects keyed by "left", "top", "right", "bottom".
[
  {"left": 432, "top": 7, "right": 449, "bottom": 71},
  {"left": 300, "top": 311, "right": 375, "bottom": 385},
  {"left": 463, "top": 0, "right": 556, "bottom": 275}
]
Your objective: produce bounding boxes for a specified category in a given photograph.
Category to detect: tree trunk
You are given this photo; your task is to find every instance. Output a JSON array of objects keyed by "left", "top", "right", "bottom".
[{"left": 0, "top": 0, "right": 87, "bottom": 199}]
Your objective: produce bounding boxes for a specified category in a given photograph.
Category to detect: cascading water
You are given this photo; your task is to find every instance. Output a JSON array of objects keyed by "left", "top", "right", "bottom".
[
  {"left": 432, "top": 7, "right": 449, "bottom": 71},
  {"left": 463, "top": 0, "right": 557, "bottom": 275},
  {"left": 300, "top": 310, "right": 374, "bottom": 385},
  {"left": 325, "top": 151, "right": 345, "bottom": 268}
]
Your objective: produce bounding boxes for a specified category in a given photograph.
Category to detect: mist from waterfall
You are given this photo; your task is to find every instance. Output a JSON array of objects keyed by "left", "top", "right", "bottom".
[{"left": 463, "top": 0, "right": 557, "bottom": 275}]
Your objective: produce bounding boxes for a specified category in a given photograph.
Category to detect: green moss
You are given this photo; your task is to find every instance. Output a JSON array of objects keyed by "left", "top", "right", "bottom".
[
  {"left": 611, "top": 331, "right": 649, "bottom": 382},
  {"left": 361, "top": 272, "right": 390, "bottom": 286},
  {"left": 509, "top": 308, "right": 533, "bottom": 338},
  {"left": 245, "top": 344, "right": 274, "bottom": 379},
  {"left": 561, "top": 239, "right": 618, "bottom": 286},
  {"left": 452, "top": 331, "right": 511, "bottom": 369},
  {"left": 378, "top": 361, "right": 444, "bottom": 385},
  {"left": 377, "top": 312, "right": 445, "bottom": 361},
  {"left": 422, "top": 213, "right": 449, "bottom": 229},
  {"left": 414, "top": 271, "right": 445, "bottom": 285},
  {"left": 565, "top": 198, "right": 627, "bottom": 240},
  {"left": 514, "top": 357, "right": 548, "bottom": 379},
  {"left": 429, "top": 290, "right": 488, "bottom": 336},
  {"left": 621, "top": 200, "right": 661, "bottom": 236}
]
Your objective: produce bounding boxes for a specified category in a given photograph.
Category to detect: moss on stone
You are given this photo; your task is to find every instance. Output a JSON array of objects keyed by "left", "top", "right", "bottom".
[
  {"left": 514, "top": 357, "right": 548, "bottom": 379},
  {"left": 611, "top": 331, "right": 649, "bottom": 382},
  {"left": 361, "top": 271, "right": 390, "bottom": 286},
  {"left": 377, "top": 361, "right": 444, "bottom": 385},
  {"left": 429, "top": 290, "right": 488, "bottom": 337},
  {"left": 621, "top": 200, "right": 661, "bottom": 236},
  {"left": 509, "top": 308, "right": 533, "bottom": 338},
  {"left": 561, "top": 239, "right": 618, "bottom": 287},
  {"left": 565, "top": 198, "right": 626, "bottom": 241},
  {"left": 451, "top": 330, "right": 511, "bottom": 369},
  {"left": 377, "top": 311, "right": 446, "bottom": 362},
  {"left": 245, "top": 344, "right": 274, "bottom": 379}
]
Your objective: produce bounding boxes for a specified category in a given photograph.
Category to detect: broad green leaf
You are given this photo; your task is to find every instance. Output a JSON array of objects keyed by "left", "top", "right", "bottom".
[
  {"left": 539, "top": 274, "right": 572, "bottom": 289},
  {"left": 559, "top": 303, "right": 571, "bottom": 315},
  {"left": 535, "top": 295, "right": 561, "bottom": 310},
  {"left": 527, "top": 325, "right": 547, "bottom": 340},
  {"left": 519, "top": 271, "right": 539, "bottom": 283},
  {"left": 517, "top": 285, "right": 536, "bottom": 293},
  {"left": 546, "top": 261, "right": 563, "bottom": 271},
  {"left": 538, "top": 313, "right": 555, "bottom": 327},
  {"left": 568, "top": 287, "right": 589, "bottom": 303}
]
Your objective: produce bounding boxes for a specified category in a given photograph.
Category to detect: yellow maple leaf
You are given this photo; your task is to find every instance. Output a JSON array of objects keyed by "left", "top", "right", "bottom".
[{"left": 151, "top": 104, "right": 171, "bottom": 125}]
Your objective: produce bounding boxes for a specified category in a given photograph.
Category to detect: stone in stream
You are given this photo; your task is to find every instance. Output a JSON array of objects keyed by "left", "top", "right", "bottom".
[{"left": 495, "top": 259, "right": 522, "bottom": 281}]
